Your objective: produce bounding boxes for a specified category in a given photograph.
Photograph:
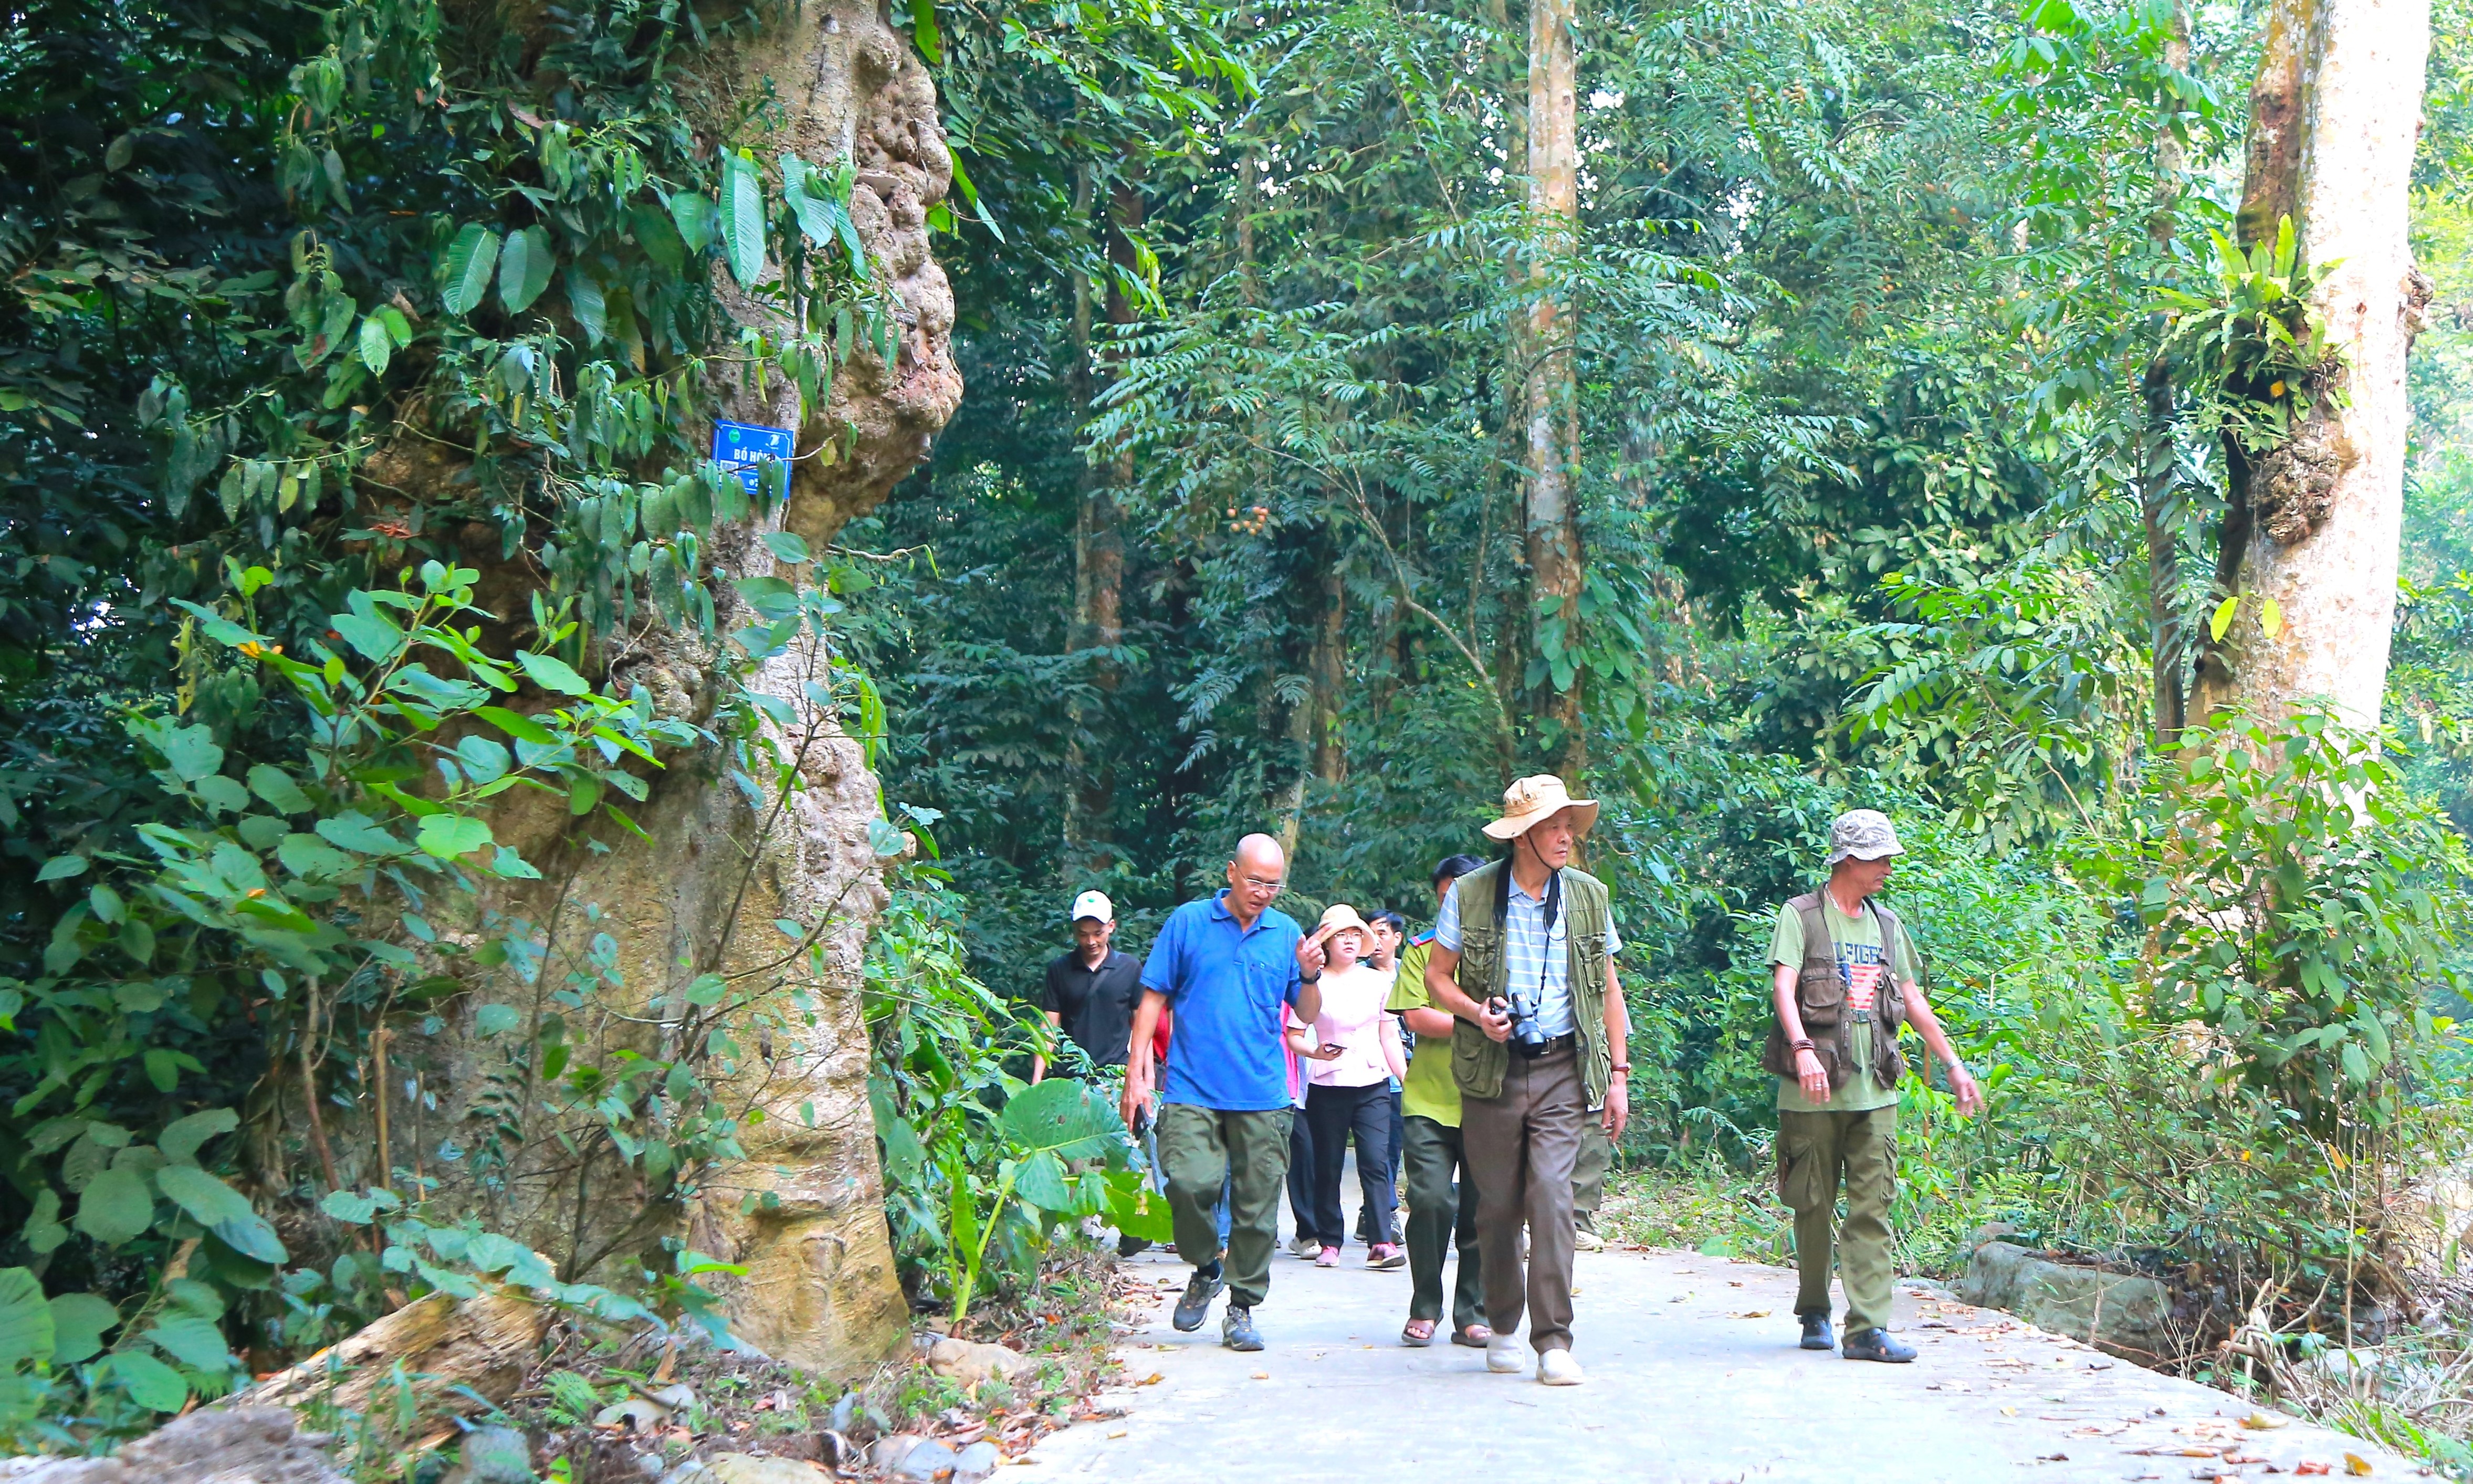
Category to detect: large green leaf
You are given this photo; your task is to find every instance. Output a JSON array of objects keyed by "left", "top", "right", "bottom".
[
  {"left": 997, "top": 1078, "right": 1121, "bottom": 1162},
  {"left": 0, "top": 1270, "right": 54, "bottom": 1366},
  {"left": 48, "top": 1293, "right": 118, "bottom": 1364},
  {"left": 416, "top": 814, "right": 495, "bottom": 860},
  {"left": 515, "top": 649, "right": 591, "bottom": 695},
  {"left": 1101, "top": 1169, "right": 1175, "bottom": 1244},
  {"left": 719, "top": 152, "right": 765, "bottom": 288},
  {"left": 73, "top": 1165, "right": 154, "bottom": 1246},
  {"left": 442, "top": 224, "right": 502, "bottom": 317},
  {"left": 155, "top": 1164, "right": 253, "bottom": 1227},
  {"left": 498, "top": 225, "right": 554, "bottom": 313},
  {"left": 158, "top": 1108, "right": 239, "bottom": 1167},
  {"left": 143, "top": 1313, "right": 232, "bottom": 1370},
  {"left": 104, "top": 1351, "right": 188, "bottom": 1412}
]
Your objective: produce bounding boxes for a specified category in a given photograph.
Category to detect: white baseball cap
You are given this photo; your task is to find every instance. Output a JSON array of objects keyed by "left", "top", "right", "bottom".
[{"left": 1070, "top": 890, "right": 1114, "bottom": 924}]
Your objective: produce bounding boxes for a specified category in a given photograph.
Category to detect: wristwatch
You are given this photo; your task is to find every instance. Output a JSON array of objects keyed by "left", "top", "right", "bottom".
[
  {"left": 1609, "top": 1062, "right": 1631, "bottom": 1075},
  {"left": 1300, "top": 974, "right": 1321, "bottom": 984}
]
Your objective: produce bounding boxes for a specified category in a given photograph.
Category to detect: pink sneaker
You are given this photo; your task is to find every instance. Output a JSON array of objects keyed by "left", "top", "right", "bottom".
[
  {"left": 1367, "top": 1243, "right": 1407, "bottom": 1270},
  {"left": 1315, "top": 1246, "right": 1339, "bottom": 1268}
]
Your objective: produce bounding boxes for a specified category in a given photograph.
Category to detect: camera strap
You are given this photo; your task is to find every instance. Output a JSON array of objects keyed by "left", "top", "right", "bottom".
[{"left": 1493, "top": 856, "right": 1562, "bottom": 1024}]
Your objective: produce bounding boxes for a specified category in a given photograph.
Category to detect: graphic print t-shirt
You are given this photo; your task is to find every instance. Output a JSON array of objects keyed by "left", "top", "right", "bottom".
[{"left": 1768, "top": 894, "right": 1916, "bottom": 1114}]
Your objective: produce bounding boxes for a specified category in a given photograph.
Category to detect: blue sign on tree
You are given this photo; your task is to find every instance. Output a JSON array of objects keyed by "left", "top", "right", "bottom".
[{"left": 711, "top": 419, "right": 797, "bottom": 499}]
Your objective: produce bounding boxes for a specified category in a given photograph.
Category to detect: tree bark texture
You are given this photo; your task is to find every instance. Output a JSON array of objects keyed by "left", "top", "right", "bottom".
[
  {"left": 2194, "top": 0, "right": 2431, "bottom": 729},
  {"left": 1522, "top": 0, "right": 1584, "bottom": 779},
  {"left": 1064, "top": 167, "right": 1130, "bottom": 864},
  {"left": 2142, "top": 5, "right": 2191, "bottom": 742},
  {"left": 390, "top": 0, "right": 960, "bottom": 1378}
]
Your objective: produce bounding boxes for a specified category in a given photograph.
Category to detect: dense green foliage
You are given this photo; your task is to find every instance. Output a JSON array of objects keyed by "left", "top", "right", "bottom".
[
  {"left": 3, "top": 0, "right": 2472, "bottom": 1462},
  {"left": 0, "top": 0, "right": 936, "bottom": 1442}
]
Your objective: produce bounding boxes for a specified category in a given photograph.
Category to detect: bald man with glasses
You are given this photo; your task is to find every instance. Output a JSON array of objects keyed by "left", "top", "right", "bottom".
[{"left": 1124, "top": 834, "right": 1329, "bottom": 1352}]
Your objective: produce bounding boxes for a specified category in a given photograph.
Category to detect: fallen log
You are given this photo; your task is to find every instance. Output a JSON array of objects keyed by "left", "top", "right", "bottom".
[{"left": 244, "top": 1286, "right": 549, "bottom": 1422}]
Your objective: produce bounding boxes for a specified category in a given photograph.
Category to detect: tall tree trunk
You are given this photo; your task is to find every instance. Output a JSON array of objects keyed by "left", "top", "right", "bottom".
[
  {"left": 1310, "top": 554, "right": 1347, "bottom": 792},
  {"left": 1063, "top": 169, "right": 1103, "bottom": 862},
  {"left": 2189, "top": 0, "right": 2433, "bottom": 729},
  {"left": 1065, "top": 170, "right": 1138, "bottom": 867},
  {"left": 2142, "top": 3, "right": 2191, "bottom": 743},
  {"left": 1522, "top": 0, "right": 1584, "bottom": 780}
]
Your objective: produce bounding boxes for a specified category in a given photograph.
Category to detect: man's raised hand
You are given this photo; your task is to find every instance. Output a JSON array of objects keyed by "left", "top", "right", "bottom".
[{"left": 1297, "top": 923, "right": 1332, "bottom": 979}]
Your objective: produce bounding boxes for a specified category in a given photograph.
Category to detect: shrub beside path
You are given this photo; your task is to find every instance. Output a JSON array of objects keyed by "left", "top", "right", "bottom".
[{"left": 1008, "top": 1243, "right": 2422, "bottom": 1482}]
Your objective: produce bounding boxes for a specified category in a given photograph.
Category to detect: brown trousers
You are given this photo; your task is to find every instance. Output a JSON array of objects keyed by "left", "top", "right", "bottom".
[{"left": 1461, "top": 1045, "right": 1585, "bottom": 1353}]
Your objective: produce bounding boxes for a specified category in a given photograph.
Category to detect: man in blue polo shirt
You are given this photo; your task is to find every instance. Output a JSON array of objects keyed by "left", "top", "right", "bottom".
[{"left": 1122, "top": 834, "right": 1328, "bottom": 1352}]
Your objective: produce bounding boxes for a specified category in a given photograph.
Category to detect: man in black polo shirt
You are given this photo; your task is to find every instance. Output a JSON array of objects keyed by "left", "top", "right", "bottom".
[{"left": 1034, "top": 890, "right": 1143, "bottom": 1083}]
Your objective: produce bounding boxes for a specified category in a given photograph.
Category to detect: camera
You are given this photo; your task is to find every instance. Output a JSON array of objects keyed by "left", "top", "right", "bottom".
[{"left": 1492, "top": 990, "right": 1553, "bottom": 1059}]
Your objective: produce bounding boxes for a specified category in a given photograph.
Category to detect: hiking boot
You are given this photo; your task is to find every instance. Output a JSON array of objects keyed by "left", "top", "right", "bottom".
[
  {"left": 1172, "top": 1265, "right": 1224, "bottom": 1332},
  {"left": 1799, "top": 1313, "right": 1835, "bottom": 1352},
  {"left": 1222, "top": 1305, "right": 1264, "bottom": 1352},
  {"left": 1841, "top": 1327, "right": 1917, "bottom": 1363}
]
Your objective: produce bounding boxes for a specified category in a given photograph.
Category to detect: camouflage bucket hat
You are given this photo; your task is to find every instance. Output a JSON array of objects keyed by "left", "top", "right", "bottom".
[{"left": 1825, "top": 809, "right": 1904, "bottom": 865}]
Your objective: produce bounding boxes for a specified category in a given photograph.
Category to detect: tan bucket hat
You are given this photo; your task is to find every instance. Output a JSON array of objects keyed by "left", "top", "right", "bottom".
[
  {"left": 1318, "top": 903, "right": 1371, "bottom": 938},
  {"left": 1482, "top": 774, "right": 1600, "bottom": 841}
]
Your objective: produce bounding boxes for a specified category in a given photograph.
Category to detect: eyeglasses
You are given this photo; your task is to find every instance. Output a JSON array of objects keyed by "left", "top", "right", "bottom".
[{"left": 1236, "top": 874, "right": 1284, "bottom": 892}]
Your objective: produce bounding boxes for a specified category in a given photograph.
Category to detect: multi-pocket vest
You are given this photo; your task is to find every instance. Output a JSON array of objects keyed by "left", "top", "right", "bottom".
[
  {"left": 1447, "top": 860, "right": 1616, "bottom": 1110},
  {"left": 1758, "top": 890, "right": 1912, "bottom": 1093}
]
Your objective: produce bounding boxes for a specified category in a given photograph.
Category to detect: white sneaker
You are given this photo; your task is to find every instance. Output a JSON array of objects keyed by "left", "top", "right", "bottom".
[
  {"left": 1485, "top": 1336, "right": 1526, "bottom": 1374},
  {"left": 1538, "top": 1349, "right": 1585, "bottom": 1386},
  {"left": 1574, "top": 1228, "right": 1605, "bottom": 1253}
]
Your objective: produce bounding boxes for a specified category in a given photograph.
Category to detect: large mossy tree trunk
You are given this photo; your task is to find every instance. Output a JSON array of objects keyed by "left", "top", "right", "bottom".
[
  {"left": 424, "top": 0, "right": 962, "bottom": 1376},
  {"left": 2188, "top": 0, "right": 2433, "bottom": 729}
]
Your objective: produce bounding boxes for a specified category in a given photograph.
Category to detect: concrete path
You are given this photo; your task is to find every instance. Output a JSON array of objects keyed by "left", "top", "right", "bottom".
[{"left": 1012, "top": 1241, "right": 2420, "bottom": 1483}]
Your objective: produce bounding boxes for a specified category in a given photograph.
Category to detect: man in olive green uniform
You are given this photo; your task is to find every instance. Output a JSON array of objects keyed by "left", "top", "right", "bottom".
[
  {"left": 1764, "top": 809, "right": 1982, "bottom": 1363},
  {"left": 1427, "top": 776, "right": 1631, "bottom": 1387},
  {"left": 1386, "top": 853, "right": 1491, "bottom": 1348}
]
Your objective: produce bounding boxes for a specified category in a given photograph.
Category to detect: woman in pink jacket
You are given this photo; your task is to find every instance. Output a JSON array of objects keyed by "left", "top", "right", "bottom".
[{"left": 1287, "top": 904, "right": 1408, "bottom": 1268}]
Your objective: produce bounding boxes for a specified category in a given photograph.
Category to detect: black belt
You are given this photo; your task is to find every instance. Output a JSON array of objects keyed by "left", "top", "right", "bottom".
[{"left": 1514, "top": 1033, "right": 1578, "bottom": 1059}]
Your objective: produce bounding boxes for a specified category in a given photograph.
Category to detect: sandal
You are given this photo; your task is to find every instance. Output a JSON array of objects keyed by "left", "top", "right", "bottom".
[
  {"left": 1400, "top": 1319, "right": 1437, "bottom": 1348},
  {"left": 1450, "top": 1323, "right": 1494, "bottom": 1348}
]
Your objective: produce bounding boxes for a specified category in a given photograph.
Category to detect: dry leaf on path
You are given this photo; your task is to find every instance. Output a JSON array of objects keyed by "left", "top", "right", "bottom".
[{"left": 2344, "top": 1455, "right": 2374, "bottom": 1476}]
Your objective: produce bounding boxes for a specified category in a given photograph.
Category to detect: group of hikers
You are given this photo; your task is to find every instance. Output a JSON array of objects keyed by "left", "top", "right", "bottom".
[{"left": 1030, "top": 774, "right": 1984, "bottom": 1384}]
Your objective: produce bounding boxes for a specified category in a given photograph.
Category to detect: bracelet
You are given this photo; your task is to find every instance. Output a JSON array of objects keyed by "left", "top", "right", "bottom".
[
  {"left": 1610, "top": 1062, "right": 1631, "bottom": 1073},
  {"left": 1300, "top": 974, "right": 1321, "bottom": 984},
  {"left": 1789, "top": 1037, "right": 1816, "bottom": 1053}
]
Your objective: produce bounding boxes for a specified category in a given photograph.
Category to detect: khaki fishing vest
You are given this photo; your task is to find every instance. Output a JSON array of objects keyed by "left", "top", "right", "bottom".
[
  {"left": 1447, "top": 860, "right": 1616, "bottom": 1110},
  {"left": 1759, "top": 889, "right": 1912, "bottom": 1093}
]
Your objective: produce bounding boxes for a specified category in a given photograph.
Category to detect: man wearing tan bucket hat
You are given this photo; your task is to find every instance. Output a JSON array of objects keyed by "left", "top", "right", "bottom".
[{"left": 1424, "top": 775, "right": 1631, "bottom": 1386}]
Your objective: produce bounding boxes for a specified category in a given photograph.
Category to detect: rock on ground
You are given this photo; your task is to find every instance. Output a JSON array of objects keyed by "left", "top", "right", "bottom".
[
  {"left": 0, "top": 1408, "right": 343, "bottom": 1484},
  {"left": 1956, "top": 1239, "right": 2175, "bottom": 1364},
  {"left": 926, "top": 1338, "right": 1028, "bottom": 1389}
]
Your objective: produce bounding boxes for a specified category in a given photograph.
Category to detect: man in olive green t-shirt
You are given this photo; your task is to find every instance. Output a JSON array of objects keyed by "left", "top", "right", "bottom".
[
  {"left": 1385, "top": 854, "right": 1492, "bottom": 1348},
  {"left": 1770, "top": 810, "right": 1981, "bottom": 1364}
]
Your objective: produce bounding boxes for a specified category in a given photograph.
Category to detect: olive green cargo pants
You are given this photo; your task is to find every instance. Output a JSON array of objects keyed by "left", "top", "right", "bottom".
[
  {"left": 1155, "top": 1103, "right": 1293, "bottom": 1310},
  {"left": 1777, "top": 1106, "right": 1898, "bottom": 1338}
]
